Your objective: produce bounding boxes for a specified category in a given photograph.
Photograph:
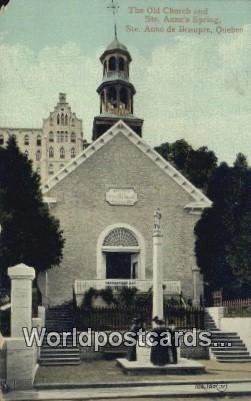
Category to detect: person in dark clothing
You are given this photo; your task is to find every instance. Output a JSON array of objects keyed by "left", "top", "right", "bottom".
[
  {"left": 150, "top": 318, "right": 171, "bottom": 366},
  {"left": 127, "top": 317, "right": 145, "bottom": 361},
  {"left": 169, "top": 320, "right": 178, "bottom": 364}
]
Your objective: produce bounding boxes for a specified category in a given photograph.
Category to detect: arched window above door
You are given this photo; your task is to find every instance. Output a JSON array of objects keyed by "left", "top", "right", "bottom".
[{"left": 103, "top": 227, "right": 139, "bottom": 247}]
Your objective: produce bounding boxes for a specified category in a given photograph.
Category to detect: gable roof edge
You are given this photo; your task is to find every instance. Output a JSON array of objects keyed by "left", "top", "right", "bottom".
[{"left": 42, "top": 120, "right": 212, "bottom": 208}]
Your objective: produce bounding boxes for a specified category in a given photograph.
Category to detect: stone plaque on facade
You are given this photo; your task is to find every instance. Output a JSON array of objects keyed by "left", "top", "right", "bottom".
[{"left": 106, "top": 188, "right": 137, "bottom": 206}]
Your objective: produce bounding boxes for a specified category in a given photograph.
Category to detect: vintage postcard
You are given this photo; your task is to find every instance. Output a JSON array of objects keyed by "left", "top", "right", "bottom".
[{"left": 0, "top": 0, "right": 251, "bottom": 400}]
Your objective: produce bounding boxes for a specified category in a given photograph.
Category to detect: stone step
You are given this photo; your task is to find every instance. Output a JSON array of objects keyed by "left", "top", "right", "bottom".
[
  {"left": 211, "top": 346, "right": 247, "bottom": 351},
  {"left": 46, "top": 321, "right": 73, "bottom": 324},
  {"left": 211, "top": 341, "right": 244, "bottom": 347},
  {"left": 40, "top": 357, "right": 80, "bottom": 362},
  {"left": 41, "top": 347, "right": 80, "bottom": 353},
  {"left": 47, "top": 312, "right": 73, "bottom": 317},
  {"left": 42, "top": 342, "right": 77, "bottom": 347},
  {"left": 45, "top": 327, "right": 74, "bottom": 331},
  {"left": 211, "top": 331, "right": 238, "bottom": 335},
  {"left": 40, "top": 352, "right": 80, "bottom": 360},
  {"left": 211, "top": 336, "right": 241, "bottom": 341},
  {"left": 217, "top": 355, "right": 251, "bottom": 362},
  {"left": 218, "top": 358, "right": 251, "bottom": 363},
  {"left": 213, "top": 350, "right": 250, "bottom": 356},
  {"left": 41, "top": 344, "right": 79, "bottom": 350},
  {"left": 40, "top": 360, "right": 81, "bottom": 366}
]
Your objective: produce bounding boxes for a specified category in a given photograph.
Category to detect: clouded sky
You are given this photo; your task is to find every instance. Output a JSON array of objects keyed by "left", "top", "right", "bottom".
[{"left": 0, "top": 0, "right": 250, "bottom": 164}]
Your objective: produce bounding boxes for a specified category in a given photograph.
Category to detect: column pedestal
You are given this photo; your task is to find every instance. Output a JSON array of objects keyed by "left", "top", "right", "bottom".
[{"left": 152, "top": 232, "right": 164, "bottom": 321}]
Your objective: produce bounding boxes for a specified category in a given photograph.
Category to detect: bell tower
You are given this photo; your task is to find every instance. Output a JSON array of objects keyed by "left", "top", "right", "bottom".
[{"left": 92, "top": 2, "right": 143, "bottom": 140}]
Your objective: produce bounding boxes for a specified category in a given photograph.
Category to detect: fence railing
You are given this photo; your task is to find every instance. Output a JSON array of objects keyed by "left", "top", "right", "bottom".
[
  {"left": 223, "top": 298, "right": 251, "bottom": 317},
  {"left": 76, "top": 305, "right": 204, "bottom": 331}
]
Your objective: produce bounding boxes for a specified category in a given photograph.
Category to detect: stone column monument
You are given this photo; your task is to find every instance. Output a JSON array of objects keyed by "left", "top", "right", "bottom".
[{"left": 152, "top": 208, "right": 164, "bottom": 321}]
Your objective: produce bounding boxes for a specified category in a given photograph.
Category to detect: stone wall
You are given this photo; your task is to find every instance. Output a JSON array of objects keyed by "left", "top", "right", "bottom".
[
  {"left": 46, "top": 132, "right": 202, "bottom": 305},
  {"left": 220, "top": 317, "right": 251, "bottom": 353}
]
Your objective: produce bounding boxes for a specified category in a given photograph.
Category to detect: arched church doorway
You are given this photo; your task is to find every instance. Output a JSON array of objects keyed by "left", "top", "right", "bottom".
[{"left": 97, "top": 225, "right": 145, "bottom": 280}]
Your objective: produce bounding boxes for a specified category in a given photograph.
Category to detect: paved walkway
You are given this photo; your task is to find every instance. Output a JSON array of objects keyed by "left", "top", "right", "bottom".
[
  {"left": 35, "top": 359, "right": 251, "bottom": 383},
  {"left": 3, "top": 380, "right": 251, "bottom": 400},
  {"left": 3, "top": 360, "right": 251, "bottom": 400}
]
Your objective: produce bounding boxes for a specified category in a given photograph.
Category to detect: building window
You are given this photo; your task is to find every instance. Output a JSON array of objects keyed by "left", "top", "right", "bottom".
[
  {"left": 0, "top": 134, "right": 4, "bottom": 145},
  {"left": 24, "top": 135, "right": 29, "bottom": 146},
  {"left": 49, "top": 147, "right": 54, "bottom": 158},
  {"left": 24, "top": 150, "right": 29, "bottom": 158},
  {"left": 61, "top": 113, "right": 64, "bottom": 125},
  {"left": 49, "top": 164, "right": 54, "bottom": 175},
  {"left": 71, "top": 132, "right": 76, "bottom": 143},
  {"left": 65, "top": 115, "right": 68, "bottom": 125},
  {"left": 60, "top": 147, "right": 65, "bottom": 159},
  {"left": 108, "top": 56, "right": 116, "bottom": 71},
  {"left": 60, "top": 164, "right": 64, "bottom": 169},
  {"left": 36, "top": 150, "right": 41, "bottom": 161},
  {"left": 49, "top": 132, "right": 54, "bottom": 142},
  {"left": 37, "top": 134, "right": 41, "bottom": 146},
  {"left": 57, "top": 114, "right": 60, "bottom": 124},
  {"left": 71, "top": 147, "right": 76, "bottom": 158},
  {"left": 65, "top": 132, "right": 68, "bottom": 142},
  {"left": 60, "top": 132, "right": 64, "bottom": 142},
  {"left": 119, "top": 57, "right": 125, "bottom": 71}
]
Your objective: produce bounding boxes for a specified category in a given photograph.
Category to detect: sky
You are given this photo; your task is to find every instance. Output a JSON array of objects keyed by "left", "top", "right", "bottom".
[{"left": 0, "top": 0, "right": 250, "bottom": 164}]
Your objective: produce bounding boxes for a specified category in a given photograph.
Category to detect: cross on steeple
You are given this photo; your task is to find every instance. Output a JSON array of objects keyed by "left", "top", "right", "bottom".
[{"left": 107, "top": 0, "right": 120, "bottom": 39}]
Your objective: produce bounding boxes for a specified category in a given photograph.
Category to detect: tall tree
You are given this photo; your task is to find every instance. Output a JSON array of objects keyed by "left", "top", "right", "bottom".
[
  {"left": 0, "top": 136, "right": 64, "bottom": 287},
  {"left": 195, "top": 156, "right": 251, "bottom": 298},
  {"left": 155, "top": 140, "right": 217, "bottom": 191}
]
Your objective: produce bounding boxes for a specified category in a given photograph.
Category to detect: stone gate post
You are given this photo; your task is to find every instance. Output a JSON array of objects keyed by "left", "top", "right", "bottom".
[
  {"left": 8, "top": 263, "right": 35, "bottom": 337},
  {"left": 6, "top": 263, "right": 36, "bottom": 389}
]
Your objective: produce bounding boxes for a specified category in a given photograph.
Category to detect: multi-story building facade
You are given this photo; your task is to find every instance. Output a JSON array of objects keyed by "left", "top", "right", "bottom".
[{"left": 0, "top": 93, "right": 87, "bottom": 183}]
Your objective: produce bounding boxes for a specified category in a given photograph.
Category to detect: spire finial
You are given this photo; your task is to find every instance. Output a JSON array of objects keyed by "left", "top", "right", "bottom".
[{"left": 107, "top": 0, "right": 119, "bottom": 39}]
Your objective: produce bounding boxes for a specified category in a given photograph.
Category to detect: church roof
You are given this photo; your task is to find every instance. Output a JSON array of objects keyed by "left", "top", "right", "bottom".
[
  {"left": 106, "top": 37, "right": 128, "bottom": 52},
  {"left": 100, "top": 37, "right": 132, "bottom": 62},
  {"left": 42, "top": 120, "right": 212, "bottom": 213}
]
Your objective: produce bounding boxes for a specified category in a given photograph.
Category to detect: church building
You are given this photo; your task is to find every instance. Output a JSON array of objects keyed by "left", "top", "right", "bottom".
[{"left": 39, "top": 35, "right": 211, "bottom": 307}]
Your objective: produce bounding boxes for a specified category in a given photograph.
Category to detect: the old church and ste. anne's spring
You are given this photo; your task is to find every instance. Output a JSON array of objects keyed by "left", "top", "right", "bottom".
[{"left": 0, "top": 32, "right": 211, "bottom": 307}]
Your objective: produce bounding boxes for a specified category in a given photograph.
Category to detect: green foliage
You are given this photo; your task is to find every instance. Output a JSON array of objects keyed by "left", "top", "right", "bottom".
[
  {"left": 81, "top": 287, "right": 117, "bottom": 309},
  {"left": 164, "top": 297, "right": 183, "bottom": 307},
  {"left": 155, "top": 140, "right": 217, "bottom": 191},
  {"left": 117, "top": 286, "right": 138, "bottom": 307},
  {"left": 195, "top": 155, "right": 251, "bottom": 298},
  {"left": 82, "top": 287, "right": 97, "bottom": 309},
  {"left": 0, "top": 136, "right": 64, "bottom": 286},
  {"left": 99, "top": 287, "right": 116, "bottom": 305},
  {"left": 156, "top": 137, "right": 250, "bottom": 299}
]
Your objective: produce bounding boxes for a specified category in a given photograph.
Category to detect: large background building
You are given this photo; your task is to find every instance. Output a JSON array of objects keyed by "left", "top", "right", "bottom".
[{"left": 0, "top": 93, "right": 87, "bottom": 183}]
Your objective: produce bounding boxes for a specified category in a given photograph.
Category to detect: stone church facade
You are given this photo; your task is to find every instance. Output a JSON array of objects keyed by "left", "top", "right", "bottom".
[{"left": 38, "top": 36, "right": 211, "bottom": 307}]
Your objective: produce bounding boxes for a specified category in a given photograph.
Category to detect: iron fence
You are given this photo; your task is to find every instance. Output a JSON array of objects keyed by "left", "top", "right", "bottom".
[{"left": 76, "top": 305, "right": 204, "bottom": 331}]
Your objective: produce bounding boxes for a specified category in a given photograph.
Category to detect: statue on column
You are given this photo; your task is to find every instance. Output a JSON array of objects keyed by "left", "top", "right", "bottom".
[{"left": 153, "top": 208, "right": 162, "bottom": 234}]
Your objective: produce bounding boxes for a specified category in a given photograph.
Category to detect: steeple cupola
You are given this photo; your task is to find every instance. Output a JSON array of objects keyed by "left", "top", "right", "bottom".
[{"left": 92, "top": 36, "right": 143, "bottom": 141}]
